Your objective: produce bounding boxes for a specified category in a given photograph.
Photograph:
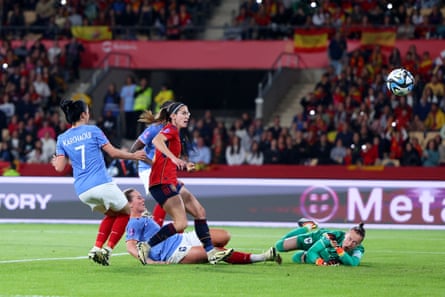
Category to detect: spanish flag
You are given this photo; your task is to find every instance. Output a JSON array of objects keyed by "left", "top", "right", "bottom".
[
  {"left": 360, "top": 28, "right": 396, "bottom": 49},
  {"left": 71, "top": 26, "right": 112, "bottom": 42},
  {"left": 294, "top": 28, "right": 329, "bottom": 53}
]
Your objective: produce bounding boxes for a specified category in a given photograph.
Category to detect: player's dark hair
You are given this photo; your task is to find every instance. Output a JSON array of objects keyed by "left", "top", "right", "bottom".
[
  {"left": 167, "top": 102, "right": 185, "bottom": 117},
  {"left": 351, "top": 222, "right": 366, "bottom": 239},
  {"left": 60, "top": 98, "right": 87, "bottom": 124}
]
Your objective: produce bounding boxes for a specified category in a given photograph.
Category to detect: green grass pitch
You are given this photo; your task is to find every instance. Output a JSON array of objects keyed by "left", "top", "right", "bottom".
[{"left": 0, "top": 224, "right": 444, "bottom": 297}]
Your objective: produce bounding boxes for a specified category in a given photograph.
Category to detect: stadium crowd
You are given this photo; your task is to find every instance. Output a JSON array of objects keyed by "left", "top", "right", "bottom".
[
  {"left": 226, "top": 0, "right": 445, "bottom": 40},
  {"left": 1, "top": 0, "right": 445, "bottom": 176}
]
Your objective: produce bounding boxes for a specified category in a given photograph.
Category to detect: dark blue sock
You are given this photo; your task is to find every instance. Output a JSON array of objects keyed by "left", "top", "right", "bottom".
[
  {"left": 195, "top": 219, "right": 214, "bottom": 252},
  {"left": 148, "top": 223, "right": 177, "bottom": 247}
]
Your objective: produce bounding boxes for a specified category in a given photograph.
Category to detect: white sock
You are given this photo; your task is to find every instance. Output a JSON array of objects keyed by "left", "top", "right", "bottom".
[{"left": 249, "top": 254, "right": 265, "bottom": 263}]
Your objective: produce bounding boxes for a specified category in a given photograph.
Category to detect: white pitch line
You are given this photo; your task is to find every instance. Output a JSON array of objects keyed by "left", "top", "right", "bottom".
[
  {"left": 1, "top": 249, "right": 444, "bottom": 265},
  {"left": 0, "top": 253, "right": 128, "bottom": 264},
  {"left": 0, "top": 295, "right": 68, "bottom": 297}
]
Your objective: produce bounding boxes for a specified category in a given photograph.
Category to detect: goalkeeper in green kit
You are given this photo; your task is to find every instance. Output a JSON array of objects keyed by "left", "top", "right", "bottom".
[{"left": 275, "top": 219, "right": 366, "bottom": 266}]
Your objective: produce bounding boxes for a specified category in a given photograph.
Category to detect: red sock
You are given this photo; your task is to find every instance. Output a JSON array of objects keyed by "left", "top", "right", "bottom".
[
  {"left": 152, "top": 204, "right": 166, "bottom": 226},
  {"left": 107, "top": 214, "right": 130, "bottom": 249},
  {"left": 224, "top": 251, "right": 252, "bottom": 264},
  {"left": 95, "top": 215, "right": 116, "bottom": 248}
]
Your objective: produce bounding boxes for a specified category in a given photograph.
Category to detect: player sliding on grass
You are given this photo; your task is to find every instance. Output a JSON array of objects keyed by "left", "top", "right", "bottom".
[
  {"left": 125, "top": 188, "right": 282, "bottom": 265},
  {"left": 135, "top": 102, "right": 232, "bottom": 265},
  {"left": 275, "top": 219, "right": 366, "bottom": 266},
  {"left": 52, "top": 99, "right": 146, "bottom": 266}
]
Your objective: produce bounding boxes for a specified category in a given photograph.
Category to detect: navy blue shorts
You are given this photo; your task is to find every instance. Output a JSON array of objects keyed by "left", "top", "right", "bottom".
[{"left": 149, "top": 183, "right": 183, "bottom": 206}]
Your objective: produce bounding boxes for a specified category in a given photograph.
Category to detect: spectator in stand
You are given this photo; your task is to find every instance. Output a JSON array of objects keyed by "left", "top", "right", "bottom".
[
  {"left": 330, "top": 138, "right": 347, "bottom": 165},
  {"left": 428, "top": 5, "right": 443, "bottom": 36},
  {"left": 267, "top": 115, "right": 282, "bottom": 140},
  {"left": 290, "top": 130, "right": 310, "bottom": 165},
  {"left": 154, "top": 6, "right": 168, "bottom": 39},
  {"left": 418, "top": 51, "right": 433, "bottom": 82},
  {"left": 6, "top": 3, "right": 26, "bottom": 39},
  {"left": 245, "top": 140, "right": 264, "bottom": 165},
  {"left": 310, "top": 132, "right": 333, "bottom": 165},
  {"left": 271, "top": 4, "right": 291, "bottom": 39},
  {"left": 388, "top": 47, "right": 402, "bottom": 68},
  {"left": 422, "top": 139, "right": 440, "bottom": 166},
  {"left": 33, "top": 0, "right": 57, "bottom": 33},
  {"left": 413, "top": 93, "right": 432, "bottom": 122},
  {"left": 434, "top": 133, "right": 445, "bottom": 164},
  {"left": 138, "top": 0, "right": 155, "bottom": 39},
  {"left": 33, "top": 72, "right": 51, "bottom": 107},
  {"left": 411, "top": 7, "right": 424, "bottom": 27},
  {"left": 225, "top": 135, "right": 246, "bottom": 165},
  {"left": 276, "top": 136, "right": 292, "bottom": 164},
  {"left": 231, "top": 118, "right": 250, "bottom": 152},
  {"left": 328, "top": 32, "right": 347, "bottom": 76},
  {"left": 397, "top": 15, "right": 415, "bottom": 40},
  {"left": 2, "top": 160, "right": 20, "bottom": 176},
  {"left": 254, "top": 5, "right": 271, "bottom": 40},
  {"left": 0, "top": 140, "right": 14, "bottom": 162},
  {"left": 400, "top": 142, "right": 422, "bottom": 166},
  {"left": 178, "top": 4, "right": 193, "bottom": 39},
  {"left": 166, "top": 7, "right": 181, "bottom": 40},
  {"left": 0, "top": 94, "right": 15, "bottom": 119},
  {"left": 47, "top": 39, "right": 62, "bottom": 66},
  {"left": 210, "top": 132, "right": 226, "bottom": 164},
  {"left": 97, "top": 110, "right": 119, "bottom": 146},
  {"left": 8, "top": 130, "right": 20, "bottom": 160},
  {"left": 64, "top": 37, "right": 85, "bottom": 82},
  {"left": 188, "top": 135, "right": 211, "bottom": 165},
  {"left": 37, "top": 119, "right": 56, "bottom": 140},
  {"left": 19, "top": 133, "right": 35, "bottom": 162},
  {"left": 119, "top": 3, "right": 138, "bottom": 40},
  {"left": 424, "top": 102, "right": 445, "bottom": 131},
  {"left": 202, "top": 110, "right": 217, "bottom": 146},
  {"left": 264, "top": 138, "right": 280, "bottom": 164},
  {"left": 133, "top": 77, "right": 153, "bottom": 135},
  {"left": 27, "top": 141, "right": 46, "bottom": 164},
  {"left": 425, "top": 74, "right": 445, "bottom": 99},
  {"left": 153, "top": 83, "right": 174, "bottom": 113},
  {"left": 120, "top": 75, "right": 137, "bottom": 140},
  {"left": 103, "top": 82, "right": 121, "bottom": 117},
  {"left": 40, "top": 131, "right": 56, "bottom": 163}
]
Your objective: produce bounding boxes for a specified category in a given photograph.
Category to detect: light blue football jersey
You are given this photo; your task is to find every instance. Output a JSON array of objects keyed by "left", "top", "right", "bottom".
[
  {"left": 56, "top": 125, "right": 112, "bottom": 195},
  {"left": 137, "top": 123, "right": 164, "bottom": 172},
  {"left": 126, "top": 217, "right": 182, "bottom": 261}
]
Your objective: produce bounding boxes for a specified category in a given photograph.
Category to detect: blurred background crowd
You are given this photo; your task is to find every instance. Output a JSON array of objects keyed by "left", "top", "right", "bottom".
[{"left": 1, "top": 0, "right": 445, "bottom": 176}]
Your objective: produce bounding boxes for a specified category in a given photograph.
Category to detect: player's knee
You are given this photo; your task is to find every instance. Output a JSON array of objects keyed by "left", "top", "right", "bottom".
[
  {"left": 275, "top": 239, "right": 285, "bottom": 252},
  {"left": 173, "top": 219, "right": 188, "bottom": 232},
  {"left": 291, "top": 251, "right": 305, "bottom": 263}
]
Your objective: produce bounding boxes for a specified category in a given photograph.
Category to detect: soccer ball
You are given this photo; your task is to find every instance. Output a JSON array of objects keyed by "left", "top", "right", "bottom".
[{"left": 386, "top": 68, "right": 415, "bottom": 96}]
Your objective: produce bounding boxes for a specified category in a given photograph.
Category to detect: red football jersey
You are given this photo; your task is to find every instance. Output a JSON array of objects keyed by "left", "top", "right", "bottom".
[{"left": 149, "top": 123, "right": 181, "bottom": 186}]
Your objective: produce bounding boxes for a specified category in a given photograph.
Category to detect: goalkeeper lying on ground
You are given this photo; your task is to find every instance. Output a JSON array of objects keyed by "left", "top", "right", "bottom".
[{"left": 275, "top": 219, "right": 366, "bottom": 266}]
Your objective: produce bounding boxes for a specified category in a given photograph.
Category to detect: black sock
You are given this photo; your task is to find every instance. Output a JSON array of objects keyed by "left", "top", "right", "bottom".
[
  {"left": 148, "top": 223, "right": 177, "bottom": 247},
  {"left": 195, "top": 219, "right": 214, "bottom": 252}
]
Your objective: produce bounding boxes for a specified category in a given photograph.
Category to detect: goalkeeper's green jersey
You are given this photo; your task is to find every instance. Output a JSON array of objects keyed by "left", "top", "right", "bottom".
[{"left": 297, "top": 228, "right": 365, "bottom": 266}]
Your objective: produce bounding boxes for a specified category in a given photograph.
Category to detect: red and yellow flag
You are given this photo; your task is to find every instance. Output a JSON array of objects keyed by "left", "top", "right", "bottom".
[
  {"left": 360, "top": 28, "right": 396, "bottom": 49},
  {"left": 294, "top": 28, "right": 329, "bottom": 53},
  {"left": 71, "top": 26, "right": 112, "bottom": 42}
]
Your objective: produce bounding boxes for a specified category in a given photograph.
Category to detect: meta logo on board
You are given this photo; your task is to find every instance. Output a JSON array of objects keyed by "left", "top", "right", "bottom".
[
  {"left": 300, "top": 186, "right": 445, "bottom": 224},
  {"left": 0, "top": 193, "right": 52, "bottom": 210}
]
